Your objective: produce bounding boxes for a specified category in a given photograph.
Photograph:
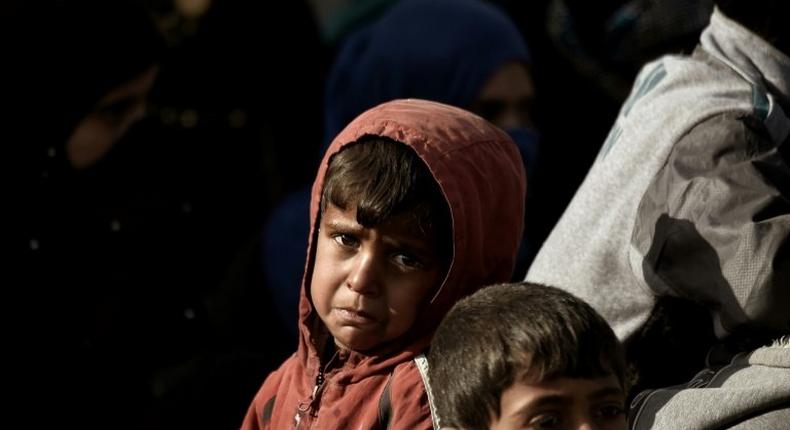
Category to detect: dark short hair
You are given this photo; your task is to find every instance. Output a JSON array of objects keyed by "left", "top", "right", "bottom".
[
  {"left": 321, "top": 137, "right": 451, "bottom": 250},
  {"left": 428, "top": 282, "right": 626, "bottom": 429}
]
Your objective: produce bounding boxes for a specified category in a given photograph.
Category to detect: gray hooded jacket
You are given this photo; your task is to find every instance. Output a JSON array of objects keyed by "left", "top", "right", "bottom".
[
  {"left": 629, "top": 338, "right": 790, "bottom": 429},
  {"left": 526, "top": 7, "right": 790, "bottom": 341},
  {"left": 528, "top": 7, "right": 790, "bottom": 428}
]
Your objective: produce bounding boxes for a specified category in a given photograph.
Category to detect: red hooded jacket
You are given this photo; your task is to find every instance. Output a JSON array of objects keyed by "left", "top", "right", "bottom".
[{"left": 242, "top": 99, "right": 526, "bottom": 429}]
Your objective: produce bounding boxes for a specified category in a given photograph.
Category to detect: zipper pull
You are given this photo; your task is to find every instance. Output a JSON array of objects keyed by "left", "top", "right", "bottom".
[
  {"left": 294, "top": 400, "right": 310, "bottom": 429},
  {"left": 314, "top": 369, "right": 325, "bottom": 393},
  {"left": 293, "top": 369, "right": 326, "bottom": 428},
  {"left": 293, "top": 349, "right": 340, "bottom": 428}
]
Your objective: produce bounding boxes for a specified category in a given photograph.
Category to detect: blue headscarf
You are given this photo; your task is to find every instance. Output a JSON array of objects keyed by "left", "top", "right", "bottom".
[{"left": 322, "top": 0, "right": 531, "bottom": 146}]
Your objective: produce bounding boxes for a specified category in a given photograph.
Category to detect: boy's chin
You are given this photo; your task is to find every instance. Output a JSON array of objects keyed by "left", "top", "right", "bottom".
[
  {"left": 331, "top": 331, "right": 379, "bottom": 352},
  {"left": 330, "top": 326, "right": 392, "bottom": 353}
]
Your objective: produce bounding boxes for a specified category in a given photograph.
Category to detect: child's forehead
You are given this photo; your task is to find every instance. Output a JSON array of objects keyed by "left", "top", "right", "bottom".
[
  {"left": 322, "top": 203, "right": 441, "bottom": 246},
  {"left": 505, "top": 373, "right": 624, "bottom": 405}
]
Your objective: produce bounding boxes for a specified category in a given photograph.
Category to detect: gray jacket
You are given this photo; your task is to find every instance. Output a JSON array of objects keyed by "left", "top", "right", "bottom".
[
  {"left": 526, "top": 7, "right": 790, "bottom": 341},
  {"left": 629, "top": 338, "right": 790, "bottom": 429}
]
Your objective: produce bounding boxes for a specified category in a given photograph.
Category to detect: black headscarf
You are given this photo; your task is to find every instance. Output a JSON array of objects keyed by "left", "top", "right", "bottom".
[{"left": 18, "top": 0, "right": 164, "bottom": 181}]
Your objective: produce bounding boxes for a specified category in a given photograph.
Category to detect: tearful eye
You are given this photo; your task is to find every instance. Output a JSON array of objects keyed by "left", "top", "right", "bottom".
[
  {"left": 393, "top": 253, "right": 424, "bottom": 269},
  {"left": 596, "top": 404, "right": 625, "bottom": 420},
  {"left": 333, "top": 233, "right": 359, "bottom": 248},
  {"left": 528, "top": 414, "right": 562, "bottom": 429}
]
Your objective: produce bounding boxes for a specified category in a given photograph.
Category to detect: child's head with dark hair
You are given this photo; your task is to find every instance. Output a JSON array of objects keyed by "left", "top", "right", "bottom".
[
  {"left": 311, "top": 137, "right": 452, "bottom": 352},
  {"left": 302, "top": 98, "right": 525, "bottom": 360},
  {"left": 429, "top": 282, "right": 627, "bottom": 430},
  {"left": 321, "top": 136, "right": 451, "bottom": 245},
  {"left": 245, "top": 98, "right": 528, "bottom": 428}
]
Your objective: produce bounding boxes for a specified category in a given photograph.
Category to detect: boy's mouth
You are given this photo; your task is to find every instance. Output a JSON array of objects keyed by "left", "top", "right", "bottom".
[{"left": 335, "top": 307, "right": 377, "bottom": 325}]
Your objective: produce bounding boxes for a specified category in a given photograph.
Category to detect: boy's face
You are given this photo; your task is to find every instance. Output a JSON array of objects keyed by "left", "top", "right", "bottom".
[
  {"left": 311, "top": 203, "right": 446, "bottom": 351},
  {"left": 488, "top": 374, "right": 626, "bottom": 430}
]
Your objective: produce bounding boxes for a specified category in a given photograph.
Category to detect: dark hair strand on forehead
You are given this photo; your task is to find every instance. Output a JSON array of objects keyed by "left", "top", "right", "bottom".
[{"left": 321, "top": 137, "right": 451, "bottom": 251}]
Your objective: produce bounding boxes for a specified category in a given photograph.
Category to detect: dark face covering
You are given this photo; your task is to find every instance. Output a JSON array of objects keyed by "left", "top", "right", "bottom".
[{"left": 505, "top": 126, "right": 541, "bottom": 177}]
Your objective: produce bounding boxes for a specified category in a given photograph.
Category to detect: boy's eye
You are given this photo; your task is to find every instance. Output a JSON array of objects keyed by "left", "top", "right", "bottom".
[
  {"left": 393, "top": 252, "right": 424, "bottom": 269},
  {"left": 594, "top": 404, "right": 625, "bottom": 420},
  {"left": 527, "top": 413, "right": 562, "bottom": 429},
  {"left": 332, "top": 233, "right": 359, "bottom": 248}
]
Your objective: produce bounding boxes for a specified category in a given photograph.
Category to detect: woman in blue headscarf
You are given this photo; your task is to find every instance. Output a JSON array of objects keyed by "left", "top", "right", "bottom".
[{"left": 263, "top": 0, "right": 537, "bottom": 339}]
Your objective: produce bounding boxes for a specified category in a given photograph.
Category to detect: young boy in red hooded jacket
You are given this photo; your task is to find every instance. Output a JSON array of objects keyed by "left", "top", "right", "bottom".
[{"left": 241, "top": 99, "right": 526, "bottom": 429}]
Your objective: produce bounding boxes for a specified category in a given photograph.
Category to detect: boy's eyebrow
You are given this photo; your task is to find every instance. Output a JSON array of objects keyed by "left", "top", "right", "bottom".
[
  {"left": 518, "top": 386, "right": 623, "bottom": 411},
  {"left": 587, "top": 386, "right": 624, "bottom": 400},
  {"left": 382, "top": 232, "right": 433, "bottom": 252},
  {"left": 324, "top": 218, "right": 364, "bottom": 233},
  {"left": 516, "top": 394, "right": 569, "bottom": 414}
]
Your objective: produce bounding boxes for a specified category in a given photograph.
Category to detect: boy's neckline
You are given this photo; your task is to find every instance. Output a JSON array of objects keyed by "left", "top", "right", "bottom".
[{"left": 322, "top": 341, "right": 349, "bottom": 365}]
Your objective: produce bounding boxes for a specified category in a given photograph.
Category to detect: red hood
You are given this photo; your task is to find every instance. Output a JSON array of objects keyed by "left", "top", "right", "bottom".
[{"left": 298, "top": 99, "right": 526, "bottom": 381}]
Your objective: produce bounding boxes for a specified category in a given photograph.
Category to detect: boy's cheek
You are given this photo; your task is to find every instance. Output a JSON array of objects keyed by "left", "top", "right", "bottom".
[{"left": 309, "top": 262, "right": 334, "bottom": 318}]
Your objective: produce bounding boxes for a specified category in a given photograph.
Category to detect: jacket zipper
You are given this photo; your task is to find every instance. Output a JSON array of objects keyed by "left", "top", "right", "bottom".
[{"left": 294, "top": 352, "right": 337, "bottom": 428}]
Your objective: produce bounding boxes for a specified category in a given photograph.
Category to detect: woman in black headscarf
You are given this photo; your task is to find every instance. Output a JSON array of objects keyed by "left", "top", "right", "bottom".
[{"left": 11, "top": 1, "right": 164, "bottom": 427}]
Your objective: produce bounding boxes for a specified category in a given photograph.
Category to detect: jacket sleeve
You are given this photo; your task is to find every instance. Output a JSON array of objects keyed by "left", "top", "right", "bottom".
[
  {"left": 632, "top": 112, "right": 790, "bottom": 336},
  {"left": 628, "top": 341, "right": 790, "bottom": 429},
  {"left": 389, "top": 361, "right": 435, "bottom": 430}
]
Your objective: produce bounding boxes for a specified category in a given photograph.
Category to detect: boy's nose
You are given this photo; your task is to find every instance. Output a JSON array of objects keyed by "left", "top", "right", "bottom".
[{"left": 346, "top": 254, "right": 380, "bottom": 296}]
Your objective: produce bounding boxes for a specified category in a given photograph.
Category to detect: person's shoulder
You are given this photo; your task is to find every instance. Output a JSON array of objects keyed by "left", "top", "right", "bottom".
[
  {"left": 630, "top": 47, "right": 753, "bottom": 114},
  {"left": 244, "top": 353, "right": 304, "bottom": 421},
  {"left": 387, "top": 355, "right": 436, "bottom": 429},
  {"left": 385, "top": 354, "right": 432, "bottom": 402},
  {"left": 258, "top": 352, "right": 301, "bottom": 391},
  {"left": 390, "top": 357, "right": 422, "bottom": 383},
  {"left": 675, "top": 110, "right": 773, "bottom": 154}
]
